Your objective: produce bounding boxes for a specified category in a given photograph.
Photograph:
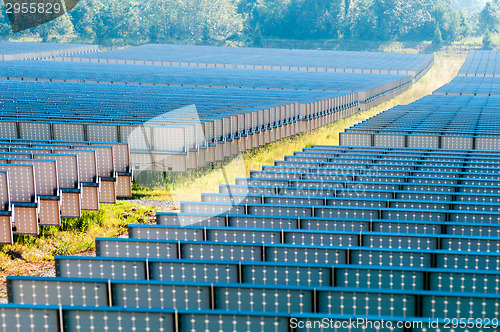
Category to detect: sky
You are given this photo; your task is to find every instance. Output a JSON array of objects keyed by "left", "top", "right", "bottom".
[{"left": 451, "top": 0, "right": 488, "bottom": 13}]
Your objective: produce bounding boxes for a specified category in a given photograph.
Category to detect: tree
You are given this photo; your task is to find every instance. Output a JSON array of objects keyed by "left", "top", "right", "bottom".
[
  {"left": 483, "top": 31, "right": 493, "bottom": 49},
  {"left": 433, "top": 23, "right": 444, "bottom": 47},
  {"left": 479, "top": 1, "right": 500, "bottom": 33},
  {"left": 252, "top": 22, "right": 262, "bottom": 46},
  {"left": 0, "top": 0, "right": 473, "bottom": 46}
]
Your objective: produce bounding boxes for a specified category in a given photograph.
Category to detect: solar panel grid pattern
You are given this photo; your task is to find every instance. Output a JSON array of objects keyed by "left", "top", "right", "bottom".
[
  {"left": 0, "top": 80, "right": 362, "bottom": 171},
  {"left": 344, "top": 96, "right": 500, "bottom": 135},
  {"left": 0, "top": 80, "right": 349, "bottom": 121},
  {"left": 434, "top": 76, "right": 500, "bottom": 95},
  {"left": 458, "top": 50, "right": 500, "bottom": 77},
  {"left": 6, "top": 47, "right": 500, "bottom": 331},
  {"left": 60, "top": 44, "right": 433, "bottom": 77},
  {"left": 0, "top": 42, "right": 97, "bottom": 56},
  {"left": 0, "top": 140, "right": 128, "bottom": 196},
  {"left": 0, "top": 60, "right": 412, "bottom": 98},
  {"left": 0, "top": 139, "right": 133, "bottom": 241}
]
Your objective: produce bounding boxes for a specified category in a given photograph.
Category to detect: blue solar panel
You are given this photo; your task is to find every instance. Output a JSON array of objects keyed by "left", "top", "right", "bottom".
[
  {"left": 0, "top": 60, "right": 412, "bottom": 103},
  {"left": 59, "top": 44, "right": 433, "bottom": 78},
  {"left": 0, "top": 41, "right": 97, "bottom": 60},
  {"left": 3, "top": 47, "right": 500, "bottom": 331}
]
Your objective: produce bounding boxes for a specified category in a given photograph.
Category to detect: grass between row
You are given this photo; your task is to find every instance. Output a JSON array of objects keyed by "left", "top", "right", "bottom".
[{"left": 0, "top": 53, "right": 464, "bottom": 290}]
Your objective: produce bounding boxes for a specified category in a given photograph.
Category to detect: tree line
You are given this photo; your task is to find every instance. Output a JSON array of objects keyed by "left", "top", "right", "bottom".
[{"left": 0, "top": 0, "right": 498, "bottom": 46}]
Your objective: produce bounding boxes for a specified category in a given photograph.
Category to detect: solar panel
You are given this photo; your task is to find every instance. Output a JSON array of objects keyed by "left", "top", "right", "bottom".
[
  {"left": 2, "top": 157, "right": 60, "bottom": 226},
  {"left": 0, "top": 41, "right": 98, "bottom": 61},
  {"left": 0, "top": 80, "right": 361, "bottom": 171},
  {"left": 0, "top": 170, "right": 12, "bottom": 244},
  {"left": 0, "top": 164, "right": 38, "bottom": 235},
  {"left": 6, "top": 47, "right": 500, "bottom": 330},
  {"left": 57, "top": 44, "right": 433, "bottom": 79},
  {"left": 0, "top": 141, "right": 118, "bottom": 204}
]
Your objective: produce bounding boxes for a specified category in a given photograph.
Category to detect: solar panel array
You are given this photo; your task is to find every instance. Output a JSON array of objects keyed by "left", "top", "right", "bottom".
[
  {"left": 0, "top": 44, "right": 434, "bottom": 173},
  {"left": 0, "top": 79, "right": 362, "bottom": 172},
  {"left": 4, "top": 142, "right": 500, "bottom": 329},
  {"left": 0, "top": 138, "right": 132, "bottom": 244},
  {"left": 0, "top": 60, "right": 412, "bottom": 110},
  {"left": 0, "top": 41, "right": 98, "bottom": 61},
  {"left": 458, "top": 50, "right": 500, "bottom": 77},
  {"left": 0, "top": 44, "right": 440, "bottom": 329},
  {"left": 341, "top": 50, "right": 500, "bottom": 150},
  {"left": 57, "top": 43, "right": 434, "bottom": 79},
  {"left": 340, "top": 95, "right": 500, "bottom": 150},
  {"left": 434, "top": 76, "right": 500, "bottom": 96},
  {"left": 0, "top": 50, "right": 498, "bottom": 330}
]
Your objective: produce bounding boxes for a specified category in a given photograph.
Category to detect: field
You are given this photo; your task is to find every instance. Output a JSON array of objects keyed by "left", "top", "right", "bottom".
[
  {"left": 141, "top": 55, "right": 465, "bottom": 203},
  {"left": 0, "top": 53, "right": 464, "bottom": 297}
]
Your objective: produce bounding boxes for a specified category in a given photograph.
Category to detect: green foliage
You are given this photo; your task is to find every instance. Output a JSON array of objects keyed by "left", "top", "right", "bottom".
[
  {"left": 3, "top": 0, "right": 244, "bottom": 44},
  {"left": 433, "top": 24, "right": 444, "bottom": 48},
  {"left": 479, "top": 1, "right": 500, "bottom": 33},
  {"left": 252, "top": 22, "right": 262, "bottom": 46},
  {"left": 483, "top": 31, "right": 493, "bottom": 48},
  {"left": 0, "top": 201, "right": 156, "bottom": 274},
  {"left": 0, "top": 0, "right": 484, "bottom": 46},
  {"left": 248, "top": 0, "right": 471, "bottom": 43}
]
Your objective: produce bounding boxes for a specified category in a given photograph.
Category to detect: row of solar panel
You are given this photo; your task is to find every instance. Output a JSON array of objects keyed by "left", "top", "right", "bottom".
[
  {"left": 57, "top": 55, "right": 430, "bottom": 78},
  {"left": 0, "top": 81, "right": 356, "bottom": 132},
  {"left": 0, "top": 139, "right": 130, "bottom": 194},
  {"left": 344, "top": 117, "right": 500, "bottom": 135},
  {"left": 458, "top": 50, "right": 500, "bottom": 77},
  {"left": 293, "top": 144, "right": 500, "bottom": 156},
  {"left": 202, "top": 190, "right": 500, "bottom": 206},
  {"left": 156, "top": 211, "right": 500, "bottom": 236},
  {"left": 220, "top": 184, "right": 500, "bottom": 204},
  {"left": 0, "top": 80, "right": 363, "bottom": 171},
  {"left": 0, "top": 138, "right": 130, "bottom": 174},
  {"left": 55, "top": 43, "right": 434, "bottom": 78},
  {"left": 341, "top": 94, "right": 500, "bottom": 148},
  {"left": 127, "top": 224, "right": 500, "bottom": 252},
  {"left": 394, "top": 93, "right": 500, "bottom": 108},
  {"left": 345, "top": 114, "right": 500, "bottom": 131},
  {"left": 0, "top": 42, "right": 98, "bottom": 61},
  {"left": 0, "top": 77, "right": 406, "bottom": 112},
  {"left": 0, "top": 102, "right": 352, "bottom": 143},
  {"left": 0, "top": 139, "right": 132, "bottom": 244},
  {"left": 340, "top": 132, "right": 500, "bottom": 150},
  {"left": 178, "top": 200, "right": 500, "bottom": 222},
  {"left": 0, "top": 305, "right": 471, "bottom": 332},
  {"left": 7, "top": 275, "right": 500, "bottom": 318},
  {"left": 0, "top": 106, "right": 358, "bottom": 172},
  {"left": 222, "top": 181, "right": 500, "bottom": 200},
  {"left": 433, "top": 76, "right": 500, "bottom": 96},
  {"left": 0, "top": 79, "right": 354, "bottom": 122},
  {"left": 0, "top": 60, "right": 413, "bottom": 103},
  {"left": 92, "top": 236, "right": 500, "bottom": 269},
  {"left": 52, "top": 255, "right": 500, "bottom": 289}
]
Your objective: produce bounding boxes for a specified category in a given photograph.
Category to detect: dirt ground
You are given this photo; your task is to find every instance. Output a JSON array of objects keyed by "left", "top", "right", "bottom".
[{"left": 0, "top": 248, "right": 96, "bottom": 303}]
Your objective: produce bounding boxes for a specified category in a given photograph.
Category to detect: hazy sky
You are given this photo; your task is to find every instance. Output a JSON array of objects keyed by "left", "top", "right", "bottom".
[{"left": 451, "top": 0, "right": 488, "bottom": 13}]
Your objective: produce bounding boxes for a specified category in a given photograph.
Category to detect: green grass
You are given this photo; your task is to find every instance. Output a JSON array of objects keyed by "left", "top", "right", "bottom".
[{"left": 0, "top": 202, "right": 156, "bottom": 286}]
